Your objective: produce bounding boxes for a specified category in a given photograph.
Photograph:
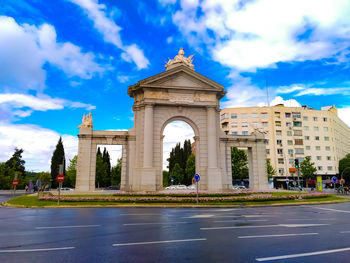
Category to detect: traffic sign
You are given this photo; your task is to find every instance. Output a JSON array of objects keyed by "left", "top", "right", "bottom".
[
  {"left": 331, "top": 176, "right": 338, "bottom": 184},
  {"left": 12, "top": 179, "right": 19, "bottom": 186},
  {"left": 56, "top": 174, "right": 65, "bottom": 182},
  {"left": 194, "top": 173, "right": 200, "bottom": 182},
  {"left": 285, "top": 178, "right": 289, "bottom": 184}
]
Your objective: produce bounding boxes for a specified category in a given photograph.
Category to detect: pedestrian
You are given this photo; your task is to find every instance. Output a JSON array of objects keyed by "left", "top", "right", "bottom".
[{"left": 25, "top": 185, "right": 28, "bottom": 192}]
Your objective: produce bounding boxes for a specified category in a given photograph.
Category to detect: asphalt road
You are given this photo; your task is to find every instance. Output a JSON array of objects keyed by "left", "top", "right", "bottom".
[{"left": 1, "top": 201, "right": 350, "bottom": 263}]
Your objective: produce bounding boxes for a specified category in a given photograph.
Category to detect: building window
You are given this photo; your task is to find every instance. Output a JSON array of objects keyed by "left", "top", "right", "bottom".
[
  {"left": 275, "top": 121, "right": 281, "bottom": 127},
  {"left": 242, "top": 131, "right": 248, "bottom": 135},
  {"left": 294, "top": 130, "right": 302, "bottom": 136},
  {"left": 277, "top": 149, "right": 283, "bottom": 154},
  {"left": 323, "top": 127, "right": 328, "bottom": 132},
  {"left": 252, "top": 122, "right": 258, "bottom": 128},
  {"left": 261, "top": 113, "right": 268, "bottom": 118},
  {"left": 278, "top": 168, "right": 284, "bottom": 175},
  {"left": 242, "top": 122, "right": 248, "bottom": 127},
  {"left": 317, "top": 156, "right": 321, "bottom": 160},
  {"left": 305, "top": 136, "right": 310, "bottom": 140},
  {"left": 231, "top": 132, "right": 237, "bottom": 135},
  {"left": 324, "top": 136, "right": 329, "bottom": 141},
  {"left": 287, "top": 131, "right": 292, "bottom": 136},
  {"left": 295, "top": 139, "right": 303, "bottom": 145},
  {"left": 325, "top": 146, "right": 331, "bottom": 151},
  {"left": 304, "top": 126, "right": 309, "bottom": 131},
  {"left": 292, "top": 112, "right": 301, "bottom": 118},
  {"left": 316, "top": 146, "right": 321, "bottom": 150},
  {"left": 327, "top": 166, "right": 332, "bottom": 171},
  {"left": 314, "top": 126, "right": 319, "bottom": 131},
  {"left": 221, "top": 113, "right": 228, "bottom": 120},
  {"left": 275, "top": 112, "right": 281, "bottom": 118},
  {"left": 231, "top": 114, "right": 237, "bottom": 119},
  {"left": 315, "top": 136, "right": 319, "bottom": 141},
  {"left": 265, "top": 139, "right": 269, "bottom": 145},
  {"left": 266, "top": 149, "right": 270, "bottom": 154},
  {"left": 327, "top": 156, "right": 331, "bottom": 161},
  {"left": 277, "top": 139, "right": 282, "bottom": 145},
  {"left": 306, "top": 146, "right": 311, "bottom": 150},
  {"left": 293, "top": 121, "right": 302, "bottom": 127},
  {"left": 288, "top": 149, "right": 294, "bottom": 155},
  {"left": 262, "top": 122, "right": 268, "bottom": 127},
  {"left": 287, "top": 140, "right": 293, "bottom": 145},
  {"left": 231, "top": 123, "right": 238, "bottom": 128},
  {"left": 323, "top": 117, "right": 327, "bottom": 122},
  {"left": 313, "top": 117, "right": 318, "bottom": 121},
  {"left": 317, "top": 166, "right": 322, "bottom": 171},
  {"left": 286, "top": 122, "right": 292, "bottom": 127},
  {"left": 303, "top": 116, "right": 308, "bottom": 121},
  {"left": 241, "top": 113, "right": 248, "bottom": 119},
  {"left": 289, "top": 158, "right": 295, "bottom": 164},
  {"left": 278, "top": 158, "right": 284, "bottom": 164},
  {"left": 295, "top": 148, "right": 304, "bottom": 154},
  {"left": 251, "top": 113, "right": 258, "bottom": 118},
  {"left": 285, "top": 113, "right": 291, "bottom": 118},
  {"left": 276, "top": 130, "right": 282, "bottom": 136}
]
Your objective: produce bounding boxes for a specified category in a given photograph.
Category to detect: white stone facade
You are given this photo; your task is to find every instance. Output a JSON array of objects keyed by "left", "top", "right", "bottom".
[{"left": 75, "top": 51, "right": 269, "bottom": 192}]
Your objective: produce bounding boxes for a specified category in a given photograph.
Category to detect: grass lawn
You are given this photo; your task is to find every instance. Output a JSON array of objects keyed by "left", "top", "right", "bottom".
[{"left": 3, "top": 193, "right": 347, "bottom": 208}]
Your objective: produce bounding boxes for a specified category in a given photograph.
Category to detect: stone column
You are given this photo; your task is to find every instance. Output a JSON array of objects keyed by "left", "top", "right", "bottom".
[
  {"left": 143, "top": 104, "right": 154, "bottom": 168},
  {"left": 76, "top": 128, "right": 93, "bottom": 192},
  {"left": 120, "top": 143, "right": 128, "bottom": 190},
  {"left": 207, "top": 106, "right": 218, "bottom": 168}
]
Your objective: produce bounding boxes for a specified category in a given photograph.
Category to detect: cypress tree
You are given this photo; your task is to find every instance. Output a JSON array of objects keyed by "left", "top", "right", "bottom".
[
  {"left": 50, "top": 137, "right": 66, "bottom": 188},
  {"left": 5, "top": 148, "right": 25, "bottom": 178}
]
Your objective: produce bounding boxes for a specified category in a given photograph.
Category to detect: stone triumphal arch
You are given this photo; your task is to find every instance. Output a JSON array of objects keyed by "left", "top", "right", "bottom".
[{"left": 76, "top": 49, "right": 268, "bottom": 192}]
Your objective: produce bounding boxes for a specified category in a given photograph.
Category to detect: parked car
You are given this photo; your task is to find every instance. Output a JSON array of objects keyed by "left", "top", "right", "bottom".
[
  {"left": 60, "top": 187, "right": 74, "bottom": 191},
  {"left": 232, "top": 185, "right": 246, "bottom": 190},
  {"left": 175, "top": 184, "right": 187, "bottom": 190},
  {"left": 165, "top": 186, "right": 176, "bottom": 190},
  {"left": 187, "top": 185, "right": 196, "bottom": 190},
  {"left": 104, "top": 186, "right": 120, "bottom": 190}
]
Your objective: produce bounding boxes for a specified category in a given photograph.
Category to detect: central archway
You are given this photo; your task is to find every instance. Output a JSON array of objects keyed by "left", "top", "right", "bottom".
[{"left": 162, "top": 120, "right": 196, "bottom": 187}]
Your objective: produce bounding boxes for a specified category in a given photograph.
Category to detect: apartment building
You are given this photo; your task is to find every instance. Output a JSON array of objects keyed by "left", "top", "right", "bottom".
[{"left": 220, "top": 105, "right": 350, "bottom": 178}]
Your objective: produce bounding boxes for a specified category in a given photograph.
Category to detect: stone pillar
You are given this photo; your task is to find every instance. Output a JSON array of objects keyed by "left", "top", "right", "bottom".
[
  {"left": 120, "top": 143, "right": 128, "bottom": 190},
  {"left": 143, "top": 104, "right": 154, "bottom": 168},
  {"left": 76, "top": 128, "right": 94, "bottom": 192},
  {"left": 206, "top": 106, "right": 222, "bottom": 191},
  {"left": 248, "top": 140, "right": 269, "bottom": 191}
]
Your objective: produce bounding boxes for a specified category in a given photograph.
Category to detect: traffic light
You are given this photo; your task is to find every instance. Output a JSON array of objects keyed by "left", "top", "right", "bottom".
[{"left": 295, "top": 159, "right": 299, "bottom": 169}]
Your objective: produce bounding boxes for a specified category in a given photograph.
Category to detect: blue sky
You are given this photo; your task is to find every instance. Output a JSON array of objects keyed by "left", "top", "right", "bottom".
[{"left": 1, "top": 0, "right": 350, "bottom": 171}]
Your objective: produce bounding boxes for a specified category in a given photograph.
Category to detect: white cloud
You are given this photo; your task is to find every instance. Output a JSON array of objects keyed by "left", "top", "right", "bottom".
[
  {"left": 338, "top": 107, "right": 350, "bottom": 128},
  {"left": 0, "top": 16, "right": 104, "bottom": 92},
  {"left": 0, "top": 122, "right": 78, "bottom": 172},
  {"left": 276, "top": 85, "right": 306, "bottom": 94},
  {"left": 163, "top": 121, "right": 194, "bottom": 170},
  {"left": 269, "top": 96, "right": 302, "bottom": 107},
  {"left": 165, "top": 0, "right": 350, "bottom": 71},
  {"left": 295, "top": 87, "right": 350, "bottom": 96},
  {"left": 0, "top": 93, "right": 95, "bottom": 119},
  {"left": 69, "top": 0, "right": 150, "bottom": 69},
  {"left": 117, "top": 75, "right": 130, "bottom": 83}
]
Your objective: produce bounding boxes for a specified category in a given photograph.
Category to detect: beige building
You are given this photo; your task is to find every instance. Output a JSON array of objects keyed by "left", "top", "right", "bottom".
[{"left": 220, "top": 105, "right": 350, "bottom": 178}]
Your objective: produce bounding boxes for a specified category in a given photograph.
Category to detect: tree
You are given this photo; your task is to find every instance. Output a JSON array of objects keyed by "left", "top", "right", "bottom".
[
  {"left": 266, "top": 159, "right": 276, "bottom": 179},
  {"left": 96, "top": 147, "right": 108, "bottom": 188},
  {"left": 185, "top": 154, "right": 196, "bottom": 185},
  {"left": 300, "top": 156, "right": 317, "bottom": 187},
  {"left": 65, "top": 155, "right": 77, "bottom": 188},
  {"left": 102, "top": 148, "right": 111, "bottom": 182},
  {"left": 38, "top": 172, "right": 51, "bottom": 190},
  {"left": 339, "top": 154, "right": 350, "bottom": 176},
  {"left": 50, "top": 137, "right": 65, "bottom": 188},
  {"left": 5, "top": 148, "right": 25, "bottom": 178},
  {"left": 171, "top": 163, "right": 184, "bottom": 184},
  {"left": 163, "top": 170, "right": 170, "bottom": 187},
  {"left": 231, "top": 147, "right": 248, "bottom": 180},
  {"left": 111, "top": 158, "right": 122, "bottom": 186},
  {"left": 341, "top": 167, "right": 350, "bottom": 186}
]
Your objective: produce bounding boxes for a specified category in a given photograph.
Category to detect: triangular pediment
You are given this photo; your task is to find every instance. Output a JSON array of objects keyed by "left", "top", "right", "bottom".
[{"left": 128, "top": 65, "right": 225, "bottom": 97}]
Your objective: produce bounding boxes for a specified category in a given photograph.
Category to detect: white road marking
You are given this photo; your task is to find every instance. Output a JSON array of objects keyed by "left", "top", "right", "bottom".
[
  {"left": 201, "top": 223, "right": 328, "bottom": 230},
  {"left": 185, "top": 214, "right": 215, "bottom": 218},
  {"left": 112, "top": 238, "right": 207, "bottom": 246},
  {"left": 238, "top": 233, "right": 318, "bottom": 239},
  {"left": 123, "top": 222, "right": 187, "bottom": 226},
  {"left": 340, "top": 231, "right": 350, "bottom": 233},
  {"left": 120, "top": 214, "right": 162, "bottom": 216},
  {"left": 287, "top": 218, "right": 331, "bottom": 221},
  {"left": 256, "top": 247, "right": 350, "bottom": 261},
  {"left": 243, "top": 215, "right": 272, "bottom": 218},
  {"left": 214, "top": 220, "right": 268, "bottom": 223},
  {"left": 0, "top": 247, "right": 75, "bottom": 253},
  {"left": 36, "top": 225, "right": 101, "bottom": 229},
  {"left": 312, "top": 207, "right": 350, "bottom": 214}
]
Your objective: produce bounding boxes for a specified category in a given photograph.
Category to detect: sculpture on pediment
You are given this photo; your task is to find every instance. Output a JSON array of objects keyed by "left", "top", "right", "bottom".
[
  {"left": 165, "top": 48, "right": 194, "bottom": 70},
  {"left": 78, "top": 112, "right": 93, "bottom": 129}
]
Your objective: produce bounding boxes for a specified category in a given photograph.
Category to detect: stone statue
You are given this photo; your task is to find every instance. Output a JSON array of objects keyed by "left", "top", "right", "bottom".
[
  {"left": 78, "top": 112, "right": 93, "bottom": 129},
  {"left": 165, "top": 48, "right": 194, "bottom": 70}
]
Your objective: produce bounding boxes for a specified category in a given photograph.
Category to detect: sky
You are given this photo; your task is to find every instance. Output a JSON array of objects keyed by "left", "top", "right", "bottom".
[{"left": 1, "top": 0, "right": 350, "bottom": 171}]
